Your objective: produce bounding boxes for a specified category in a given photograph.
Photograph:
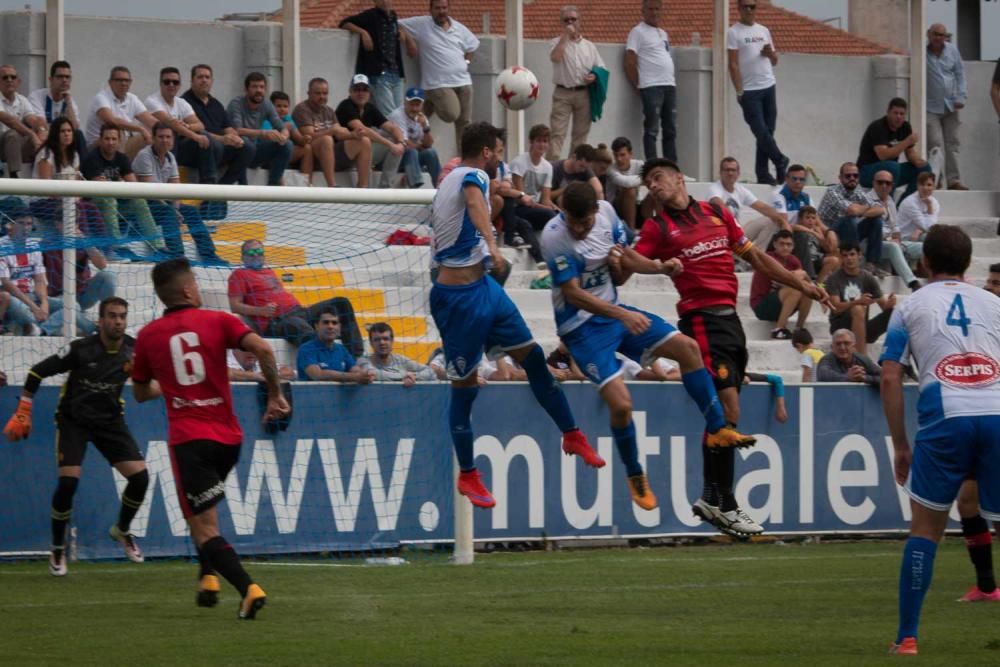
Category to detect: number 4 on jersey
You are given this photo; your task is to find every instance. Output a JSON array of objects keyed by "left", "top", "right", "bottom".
[{"left": 946, "top": 294, "right": 972, "bottom": 337}]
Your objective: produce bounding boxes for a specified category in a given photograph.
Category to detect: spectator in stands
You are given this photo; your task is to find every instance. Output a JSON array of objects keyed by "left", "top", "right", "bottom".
[
  {"left": 792, "top": 328, "right": 823, "bottom": 383},
  {"left": 926, "top": 23, "right": 968, "bottom": 191},
  {"left": 817, "top": 162, "right": 884, "bottom": 270},
  {"left": 228, "top": 72, "right": 292, "bottom": 186},
  {"left": 749, "top": 229, "right": 813, "bottom": 339},
  {"left": 145, "top": 67, "right": 206, "bottom": 165},
  {"left": 708, "top": 156, "right": 787, "bottom": 249},
  {"left": 359, "top": 322, "right": 437, "bottom": 386},
  {"left": 790, "top": 206, "right": 839, "bottom": 284},
  {"left": 856, "top": 97, "right": 930, "bottom": 198},
  {"left": 29, "top": 61, "right": 84, "bottom": 157},
  {"left": 180, "top": 64, "right": 251, "bottom": 185},
  {"left": 400, "top": 0, "right": 480, "bottom": 153},
  {"left": 550, "top": 143, "right": 603, "bottom": 203},
  {"left": 743, "top": 372, "right": 789, "bottom": 422},
  {"left": 771, "top": 164, "right": 811, "bottom": 225},
  {"left": 83, "top": 66, "right": 155, "bottom": 160},
  {"left": 32, "top": 116, "right": 80, "bottom": 180},
  {"left": 228, "top": 348, "right": 295, "bottom": 382},
  {"left": 825, "top": 242, "right": 895, "bottom": 356},
  {"left": 871, "top": 170, "right": 921, "bottom": 292},
  {"left": 40, "top": 215, "right": 116, "bottom": 336},
  {"left": 816, "top": 328, "right": 881, "bottom": 385},
  {"left": 133, "top": 123, "right": 227, "bottom": 266},
  {"left": 546, "top": 5, "right": 605, "bottom": 160},
  {"left": 727, "top": 1, "right": 786, "bottom": 185},
  {"left": 510, "top": 124, "right": 559, "bottom": 230},
  {"left": 0, "top": 198, "right": 75, "bottom": 335},
  {"left": 335, "top": 74, "right": 406, "bottom": 189},
  {"left": 81, "top": 123, "right": 164, "bottom": 260},
  {"left": 340, "top": 0, "right": 410, "bottom": 117},
  {"left": 227, "top": 239, "right": 364, "bottom": 353},
  {"left": 266, "top": 91, "right": 313, "bottom": 185},
  {"left": 0, "top": 64, "right": 47, "bottom": 179},
  {"left": 603, "top": 137, "right": 643, "bottom": 231},
  {"left": 491, "top": 141, "right": 544, "bottom": 265},
  {"left": 986, "top": 263, "right": 1000, "bottom": 297},
  {"left": 625, "top": 0, "right": 676, "bottom": 162},
  {"left": 296, "top": 309, "right": 374, "bottom": 383},
  {"left": 389, "top": 87, "right": 441, "bottom": 188},
  {"left": 292, "top": 77, "right": 371, "bottom": 188},
  {"left": 897, "top": 171, "right": 940, "bottom": 244}
]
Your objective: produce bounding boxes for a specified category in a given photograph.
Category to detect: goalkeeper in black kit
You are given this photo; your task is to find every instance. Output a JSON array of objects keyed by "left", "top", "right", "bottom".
[{"left": 3, "top": 297, "right": 148, "bottom": 576}]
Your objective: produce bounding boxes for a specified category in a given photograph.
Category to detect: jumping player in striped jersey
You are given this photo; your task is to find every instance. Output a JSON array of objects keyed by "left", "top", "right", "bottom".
[
  {"left": 429, "top": 121, "right": 601, "bottom": 509},
  {"left": 541, "top": 182, "right": 756, "bottom": 510},
  {"left": 881, "top": 225, "right": 1000, "bottom": 655}
]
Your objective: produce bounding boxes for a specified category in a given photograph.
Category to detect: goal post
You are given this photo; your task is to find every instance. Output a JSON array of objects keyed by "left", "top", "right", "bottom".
[{"left": 0, "top": 178, "right": 478, "bottom": 564}]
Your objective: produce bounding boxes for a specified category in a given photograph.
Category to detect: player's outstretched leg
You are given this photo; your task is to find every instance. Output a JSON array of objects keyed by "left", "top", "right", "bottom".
[
  {"left": 109, "top": 467, "right": 148, "bottom": 563},
  {"left": 510, "top": 343, "right": 604, "bottom": 468},
  {"left": 599, "top": 377, "right": 656, "bottom": 510},
  {"left": 449, "top": 383, "right": 495, "bottom": 508},
  {"left": 49, "top": 475, "right": 79, "bottom": 577},
  {"left": 956, "top": 481, "right": 1000, "bottom": 601}
]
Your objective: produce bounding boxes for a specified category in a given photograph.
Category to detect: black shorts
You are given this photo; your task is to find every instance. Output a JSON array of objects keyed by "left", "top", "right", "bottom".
[
  {"left": 55, "top": 414, "right": 142, "bottom": 468},
  {"left": 169, "top": 440, "right": 241, "bottom": 518},
  {"left": 678, "top": 310, "right": 748, "bottom": 392}
]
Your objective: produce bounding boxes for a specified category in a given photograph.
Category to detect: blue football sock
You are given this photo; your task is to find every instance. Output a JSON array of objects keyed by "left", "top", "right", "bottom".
[
  {"left": 682, "top": 368, "right": 726, "bottom": 433},
  {"left": 897, "top": 536, "right": 938, "bottom": 643},
  {"left": 449, "top": 386, "right": 479, "bottom": 471},
  {"left": 612, "top": 421, "right": 642, "bottom": 477},
  {"left": 521, "top": 345, "right": 576, "bottom": 433}
]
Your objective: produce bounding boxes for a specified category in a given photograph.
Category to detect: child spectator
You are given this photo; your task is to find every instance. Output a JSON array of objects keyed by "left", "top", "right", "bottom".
[
  {"left": 791, "top": 328, "right": 823, "bottom": 383},
  {"left": 267, "top": 91, "right": 313, "bottom": 185}
]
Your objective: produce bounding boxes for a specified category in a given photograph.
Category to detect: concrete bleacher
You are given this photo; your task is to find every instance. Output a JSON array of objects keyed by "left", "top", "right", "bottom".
[{"left": 2, "top": 184, "right": 996, "bottom": 386}]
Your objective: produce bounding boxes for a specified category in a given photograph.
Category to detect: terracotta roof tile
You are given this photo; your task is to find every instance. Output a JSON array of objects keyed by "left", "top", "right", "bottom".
[{"left": 275, "top": 1, "right": 898, "bottom": 56}]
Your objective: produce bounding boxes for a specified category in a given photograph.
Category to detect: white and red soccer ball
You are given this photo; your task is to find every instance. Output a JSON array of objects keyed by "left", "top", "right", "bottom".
[{"left": 496, "top": 66, "right": 539, "bottom": 111}]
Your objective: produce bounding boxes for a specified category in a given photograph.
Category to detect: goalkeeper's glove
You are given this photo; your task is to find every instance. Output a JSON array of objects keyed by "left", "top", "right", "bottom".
[{"left": 3, "top": 398, "right": 32, "bottom": 442}]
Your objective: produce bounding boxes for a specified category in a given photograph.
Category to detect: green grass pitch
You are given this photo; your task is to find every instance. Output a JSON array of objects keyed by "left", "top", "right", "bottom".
[{"left": 2, "top": 540, "right": 1000, "bottom": 666}]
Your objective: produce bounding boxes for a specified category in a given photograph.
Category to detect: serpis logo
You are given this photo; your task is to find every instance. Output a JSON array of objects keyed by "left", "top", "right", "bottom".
[{"left": 934, "top": 353, "right": 1000, "bottom": 388}]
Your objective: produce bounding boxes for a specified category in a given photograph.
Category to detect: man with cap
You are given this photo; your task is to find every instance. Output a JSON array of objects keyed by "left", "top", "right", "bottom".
[
  {"left": 335, "top": 74, "right": 406, "bottom": 188},
  {"left": 388, "top": 87, "right": 441, "bottom": 188}
]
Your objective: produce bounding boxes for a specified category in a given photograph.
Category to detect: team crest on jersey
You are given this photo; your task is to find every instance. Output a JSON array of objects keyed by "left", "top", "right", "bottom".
[
  {"left": 448, "top": 356, "right": 468, "bottom": 377},
  {"left": 716, "top": 363, "right": 730, "bottom": 381},
  {"left": 586, "top": 363, "right": 600, "bottom": 381},
  {"left": 555, "top": 256, "right": 569, "bottom": 272},
  {"left": 934, "top": 353, "right": 1000, "bottom": 388}
]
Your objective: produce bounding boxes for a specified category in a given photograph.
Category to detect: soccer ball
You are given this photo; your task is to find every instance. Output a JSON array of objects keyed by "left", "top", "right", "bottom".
[{"left": 496, "top": 66, "right": 539, "bottom": 111}]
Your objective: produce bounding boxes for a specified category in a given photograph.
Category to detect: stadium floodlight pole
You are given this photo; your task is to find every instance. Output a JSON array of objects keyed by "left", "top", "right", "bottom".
[
  {"left": 45, "top": 0, "right": 65, "bottom": 67},
  {"left": 910, "top": 0, "right": 927, "bottom": 161},
  {"left": 505, "top": 0, "right": 526, "bottom": 153},
  {"left": 712, "top": 0, "right": 728, "bottom": 177},
  {"left": 60, "top": 194, "right": 77, "bottom": 337},
  {"left": 282, "top": 0, "right": 302, "bottom": 106}
]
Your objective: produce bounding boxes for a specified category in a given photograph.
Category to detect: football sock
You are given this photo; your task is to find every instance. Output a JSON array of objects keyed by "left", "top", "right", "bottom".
[
  {"left": 51, "top": 476, "right": 79, "bottom": 548},
  {"left": 682, "top": 369, "right": 726, "bottom": 433},
  {"left": 117, "top": 469, "right": 149, "bottom": 533},
  {"left": 521, "top": 345, "right": 576, "bottom": 433},
  {"left": 612, "top": 421, "right": 642, "bottom": 477},
  {"left": 201, "top": 536, "right": 252, "bottom": 598},
  {"left": 197, "top": 546, "right": 215, "bottom": 578},
  {"left": 897, "top": 536, "right": 937, "bottom": 643},
  {"left": 961, "top": 515, "right": 996, "bottom": 593},
  {"left": 717, "top": 427, "right": 738, "bottom": 511},
  {"left": 449, "top": 386, "right": 479, "bottom": 472},
  {"left": 700, "top": 435, "right": 719, "bottom": 505}
]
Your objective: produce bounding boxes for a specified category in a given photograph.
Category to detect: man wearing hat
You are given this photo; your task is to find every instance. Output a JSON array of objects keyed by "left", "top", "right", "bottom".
[
  {"left": 335, "top": 74, "right": 407, "bottom": 188},
  {"left": 388, "top": 87, "right": 441, "bottom": 188}
]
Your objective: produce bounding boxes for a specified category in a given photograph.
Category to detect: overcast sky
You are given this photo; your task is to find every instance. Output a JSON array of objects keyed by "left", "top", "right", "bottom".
[{"left": 0, "top": 0, "right": 849, "bottom": 25}]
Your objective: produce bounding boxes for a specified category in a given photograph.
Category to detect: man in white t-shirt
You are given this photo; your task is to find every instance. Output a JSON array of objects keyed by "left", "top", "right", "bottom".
[
  {"left": 0, "top": 65, "right": 47, "bottom": 179},
  {"left": 29, "top": 60, "right": 84, "bottom": 156},
  {"left": 144, "top": 66, "right": 209, "bottom": 175},
  {"left": 726, "top": 1, "right": 787, "bottom": 185},
  {"left": 546, "top": 5, "right": 605, "bottom": 160},
  {"left": 707, "top": 157, "right": 787, "bottom": 249},
  {"left": 84, "top": 66, "right": 155, "bottom": 160},
  {"left": 509, "top": 123, "right": 560, "bottom": 230},
  {"left": 625, "top": 0, "right": 676, "bottom": 162},
  {"left": 400, "top": 0, "right": 480, "bottom": 154}
]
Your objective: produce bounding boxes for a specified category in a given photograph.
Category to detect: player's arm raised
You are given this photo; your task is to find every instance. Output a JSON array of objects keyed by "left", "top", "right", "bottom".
[
  {"left": 240, "top": 332, "right": 291, "bottom": 422},
  {"left": 745, "top": 245, "right": 830, "bottom": 306},
  {"left": 558, "top": 277, "right": 650, "bottom": 335},
  {"left": 880, "top": 360, "right": 910, "bottom": 485},
  {"left": 3, "top": 346, "right": 79, "bottom": 441}
]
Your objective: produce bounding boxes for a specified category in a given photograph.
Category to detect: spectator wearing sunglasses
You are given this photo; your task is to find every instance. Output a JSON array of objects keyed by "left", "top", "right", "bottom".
[
  {"left": 0, "top": 64, "right": 48, "bottom": 179},
  {"left": 817, "top": 162, "right": 884, "bottom": 271},
  {"left": 856, "top": 97, "right": 931, "bottom": 200},
  {"left": 144, "top": 67, "right": 207, "bottom": 166}
]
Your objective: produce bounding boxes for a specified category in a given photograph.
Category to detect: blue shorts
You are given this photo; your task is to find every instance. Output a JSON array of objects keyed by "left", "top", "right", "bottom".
[
  {"left": 430, "top": 275, "right": 534, "bottom": 380},
  {"left": 561, "top": 306, "right": 679, "bottom": 389},
  {"left": 907, "top": 415, "right": 1000, "bottom": 521}
]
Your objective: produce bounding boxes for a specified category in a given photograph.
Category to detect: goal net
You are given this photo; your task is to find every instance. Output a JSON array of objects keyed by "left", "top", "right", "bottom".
[{"left": 0, "top": 179, "right": 472, "bottom": 565}]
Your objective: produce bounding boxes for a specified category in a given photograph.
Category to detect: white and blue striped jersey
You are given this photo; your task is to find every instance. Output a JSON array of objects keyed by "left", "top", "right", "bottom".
[
  {"left": 880, "top": 280, "right": 1000, "bottom": 428},
  {"left": 430, "top": 165, "right": 491, "bottom": 269},
  {"left": 540, "top": 200, "right": 628, "bottom": 336}
]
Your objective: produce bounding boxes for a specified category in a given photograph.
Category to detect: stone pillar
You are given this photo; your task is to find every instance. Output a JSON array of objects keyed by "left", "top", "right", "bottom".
[
  {"left": 242, "top": 23, "right": 284, "bottom": 92},
  {"left": 871, "top": 54, "right": 910, "bottom": 118},
  {"left": 3, "top": 12, "right": 47, "bottom": 93},
  {"left": 467, "top": 36, "right": 506, "bottom": 156},
  {"left": 674, "top": 46, "right": 714, "bottom": 182}
]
